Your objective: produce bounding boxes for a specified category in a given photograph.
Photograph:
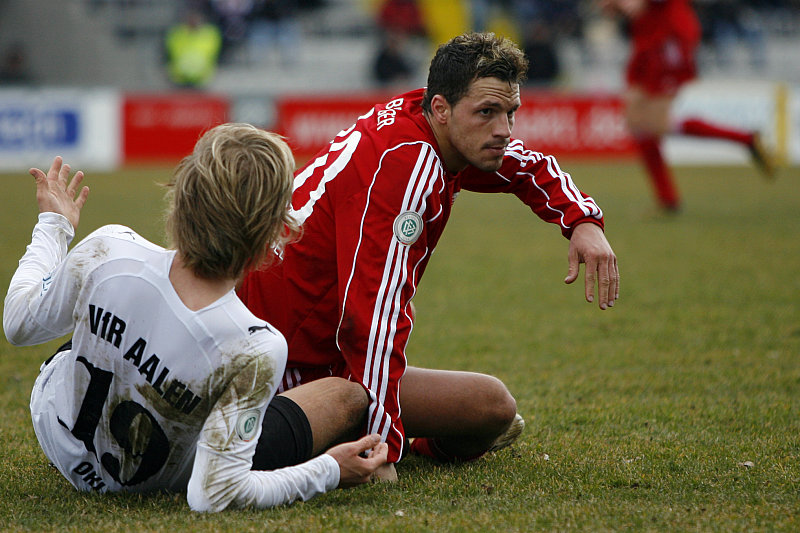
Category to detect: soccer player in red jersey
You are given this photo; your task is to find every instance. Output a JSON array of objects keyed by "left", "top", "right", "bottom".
[
  {"left": 601, "top": 0, "right": 776, "bottom": 211},
  {"left": 240, "top": 32, "right": 619, "bottom": 480}
]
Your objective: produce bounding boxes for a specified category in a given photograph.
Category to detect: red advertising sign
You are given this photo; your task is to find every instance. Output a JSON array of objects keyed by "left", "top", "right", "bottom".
[
  {"left": 514, "top": 92, "right": 636, "bottom": 157},
  {"left": 275, "top": 93, "right": 391, "bottom": 159},
  {"left": 123, "top": 93, "right": 229, "bottom": 164},
  {"left": 275, "top": 91, "right": 637, "bottom": 161}
]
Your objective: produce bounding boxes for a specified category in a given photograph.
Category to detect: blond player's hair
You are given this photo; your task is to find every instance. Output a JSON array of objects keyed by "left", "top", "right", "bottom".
[
  {"left": 165, "top": 123, "right": 300, "bottom": 280},
  {"left": 422, "top": 32, "right": 528, "bottom": 113}
]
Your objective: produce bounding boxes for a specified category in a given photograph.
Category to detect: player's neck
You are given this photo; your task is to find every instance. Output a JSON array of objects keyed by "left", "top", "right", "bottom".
[{"left": 169, "top": 253, "right": 236, "bottom": 311}]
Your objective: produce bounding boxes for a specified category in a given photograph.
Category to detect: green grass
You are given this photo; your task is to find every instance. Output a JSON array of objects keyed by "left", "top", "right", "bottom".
[{"left": 1, "top": 161, "right": 798, "bottom": 532}]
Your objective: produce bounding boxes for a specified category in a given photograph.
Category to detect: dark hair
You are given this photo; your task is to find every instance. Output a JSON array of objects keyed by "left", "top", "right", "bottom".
[{"left": 422, "top": 32, "right": 528, "bottom": 113}]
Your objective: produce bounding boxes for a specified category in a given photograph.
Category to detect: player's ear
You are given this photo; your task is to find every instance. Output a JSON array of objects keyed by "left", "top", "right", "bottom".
[{"left": 430, "top": 95, "right": 450, "bottom": 124}]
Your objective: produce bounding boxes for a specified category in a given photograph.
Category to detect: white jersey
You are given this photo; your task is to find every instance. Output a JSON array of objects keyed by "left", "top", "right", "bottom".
[{"left": 4, "top": 213, "right": 340, "bottom": 512}]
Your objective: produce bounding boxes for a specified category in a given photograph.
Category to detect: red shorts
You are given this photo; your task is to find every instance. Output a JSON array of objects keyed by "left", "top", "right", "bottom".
[
  {"left": 626, "top": 35, "right": 698, "bottom": 96},
  {"left": 276, "top": 362, "right": 351, "bottom": 393}
]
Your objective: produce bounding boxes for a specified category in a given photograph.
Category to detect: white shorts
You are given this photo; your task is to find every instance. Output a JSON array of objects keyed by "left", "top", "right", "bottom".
[{"left": 30, "top": 349, "right": 108, "bottom": 492}]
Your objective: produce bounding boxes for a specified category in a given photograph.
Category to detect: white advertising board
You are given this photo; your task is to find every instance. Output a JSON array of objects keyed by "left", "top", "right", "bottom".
[
  {"left": 0, "top": 88, "right": 121, "bottom": 172},
  {"left": 667, "top": 80, "right": 796, "bottom": 165}
]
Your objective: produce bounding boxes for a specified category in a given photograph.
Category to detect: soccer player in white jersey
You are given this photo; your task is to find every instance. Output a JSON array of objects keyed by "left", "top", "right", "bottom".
[{"left": 3, "top": 123, "right": 387, "bottom": 512}]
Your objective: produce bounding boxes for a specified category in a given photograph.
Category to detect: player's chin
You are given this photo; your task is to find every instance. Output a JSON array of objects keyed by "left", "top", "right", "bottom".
[
  {"left": 472, "top": 150, "right": 504, "bottom": 172},
  {"left": 473, "top": 157, "right": 504, "bottom": 173}
]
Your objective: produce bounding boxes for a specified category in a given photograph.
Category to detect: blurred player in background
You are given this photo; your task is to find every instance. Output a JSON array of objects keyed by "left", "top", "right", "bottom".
[
  {"left": 239, "top": 32, "right": 619, "bottom": 480},
  {"left": 164, "top": 8, "right": 222, "bottom": 88},
  {"left": 601, "top": 0, "right": 776, "bottom": 212},
  {"left": 3, "top": 124, "right": 387, "bottom": 512}
]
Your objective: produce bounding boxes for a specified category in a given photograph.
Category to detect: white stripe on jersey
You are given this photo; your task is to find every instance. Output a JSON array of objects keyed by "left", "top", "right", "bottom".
[
  {"left": 336, "top": 141, "right": 441, "bottom": 446},
  {"left": 291, "top": 130, "right": 362, "bottom": 226},
  {"left": 292, "top": 108, "right": 375, "bottom": 194},
  {"left": 364, "top": 144, "right": 432, "bottom": 395},
  {"left": 278, "top": 367, "right": 302, "bottom": 394},
  {"left": 371, "top": 147, "right": 439, "bottom": 407},
  {"left": 505, "top": 140, "right": 603, "bottom": 226},
  {"left": 365, "top": 388, "right": 393, "bottom": 443}
]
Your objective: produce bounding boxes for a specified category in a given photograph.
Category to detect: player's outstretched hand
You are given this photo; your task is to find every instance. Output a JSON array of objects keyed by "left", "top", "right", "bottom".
[
  {"left": 565, "top": 222, "right": 619, "bottom": 310},
  {"left": 325, "top": 434, "right": 389, "bottom": 488},
  {"left": 30, "top": 156, "right": 89, "bottom": 231}
]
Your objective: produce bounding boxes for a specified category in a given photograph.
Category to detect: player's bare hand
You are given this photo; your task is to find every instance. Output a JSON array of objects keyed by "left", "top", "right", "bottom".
[
  {"left": 564, "top": 222, "right": 619, "bottom": 310},
  {"left": 325, "top": 434, "right": 389, "bottom": 488},
  {"left": 30, "top": 156, "right": 89, "bottom": 230}
]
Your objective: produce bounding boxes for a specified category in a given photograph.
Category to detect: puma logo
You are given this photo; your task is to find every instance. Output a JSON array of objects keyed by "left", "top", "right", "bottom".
[{"left": 248, "top": 324, "right": 273, "bottom": 334}]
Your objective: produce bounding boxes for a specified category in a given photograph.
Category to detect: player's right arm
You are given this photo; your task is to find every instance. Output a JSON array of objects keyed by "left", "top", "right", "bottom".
[
  {"left": 4, "top": 157, "right": 89, "bottom": 345},
  {"left": 3, "top": 212, "right": 77, "bottom": 345},
  {"left": 333, "top": 141, "right": 441, "bottom": 463}
]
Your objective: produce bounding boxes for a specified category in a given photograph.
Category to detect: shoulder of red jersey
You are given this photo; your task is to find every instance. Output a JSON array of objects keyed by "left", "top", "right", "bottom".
[{"left": 357, "top": 88, "right": 433, "bottom": 148}]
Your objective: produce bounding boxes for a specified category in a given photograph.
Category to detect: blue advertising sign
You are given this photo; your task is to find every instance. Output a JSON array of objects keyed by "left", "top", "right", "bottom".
[
  {"left": 0, "top": 106, "right": 80, "bottom": 150},
  {"left": 0, "top": 89, "right": 120, "bottom": 171}
]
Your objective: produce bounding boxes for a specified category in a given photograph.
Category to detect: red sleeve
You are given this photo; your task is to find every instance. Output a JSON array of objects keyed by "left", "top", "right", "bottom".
[
  {"left": 335, "top": 141, "right": 442, "bottom": 462},
  {"left": 459, "top": 139, "right": 604, "bottom": 238}
]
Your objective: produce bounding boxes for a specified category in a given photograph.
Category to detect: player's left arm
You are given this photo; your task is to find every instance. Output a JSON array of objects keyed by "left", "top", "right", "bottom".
[
  {"left": 461, "top": 141, "right": 604, "bottom": 235},
  {"left": 187, "top": 337, "right": 387, "bottom": 512},
  {"left": 460, "top": 142, "right": 619, "bottom": 309},
  {"left": 187, "top": 341, "right": 335, "bottom": 512}
]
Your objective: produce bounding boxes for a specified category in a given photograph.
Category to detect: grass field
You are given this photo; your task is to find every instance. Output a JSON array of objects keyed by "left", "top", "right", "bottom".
[{"left": 1, "top": 160, "right": 798, "bottom": 532}]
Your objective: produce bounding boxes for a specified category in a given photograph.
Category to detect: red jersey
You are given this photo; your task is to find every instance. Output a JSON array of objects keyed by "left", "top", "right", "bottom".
[
  {"left": 239, "top": 88, "right": 604, "bottom": 462},
  {"left": 625, "top": 0, "right": 701, "bottom": 95}
]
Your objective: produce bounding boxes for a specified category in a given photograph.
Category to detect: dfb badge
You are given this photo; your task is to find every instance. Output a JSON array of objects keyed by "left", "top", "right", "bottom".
[
  {"left": 236, "top": 409, "right": 261, "bottom": 441},
  {"left": 393, "top": 211, "right": 423, "bottom": 245}
]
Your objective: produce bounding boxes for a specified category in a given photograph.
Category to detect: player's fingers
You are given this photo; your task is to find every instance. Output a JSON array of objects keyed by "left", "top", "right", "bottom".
[
  {"left": 564, "top": 250, "right": 580, "bottom": 284},
  {"left": 75, "top": 186, "right": 90, "bottom": 211},
  {"left": 608, "top": 256, "right": 619, "bottom": 305},
  {"left": 29, "top": 168, "right": 46, "bottom": 182},
  {"left": 583, "top": 257, "right": 597, "bottom": 304},
  {"left": 59, "top": 163, "right": 71, "bottom": 188},
  {"left": 364, "top": 442, "right": 389, "bottom": 465},
  {"left": 67, "top": 170, "right": 84, "bottom": 198},
  {"left": 362, "top": 457, "right": 388, "bottom": 476},
  {"left": 353, "top": 434, "right": 382, "bottom": 455},
  {"left": 46, "top": 156, "right": 63, "bottom": 182},
  {"left": 597, "top": 257, "right": 611, "bottom": 309}
]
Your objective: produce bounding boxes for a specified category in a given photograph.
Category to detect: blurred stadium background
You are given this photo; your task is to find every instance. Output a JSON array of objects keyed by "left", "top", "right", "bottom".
[{"left": 0, "top": 0, "right": 799, "bottom": 170}]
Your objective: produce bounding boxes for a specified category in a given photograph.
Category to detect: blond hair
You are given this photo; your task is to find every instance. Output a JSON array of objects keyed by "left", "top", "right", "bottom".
[{"left": 165, "top": 123, "right": 300, "bottom": 280}]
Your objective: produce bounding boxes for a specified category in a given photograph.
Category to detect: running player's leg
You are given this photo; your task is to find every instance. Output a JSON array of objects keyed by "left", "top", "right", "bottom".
[
  {"left": 674, "top": 117, "right": 776, "bottom": 178},
  {"left": 251, "top": 376, "right": 368, "bottom": 470},
  {"left": 626, "top": 87, "right": 681, "bottom": 210},
  {"left": 400, "top": 366, "right": 518, "bottom": 461},
  {"left": 625, "top": 87, "right": 672, "bottom": 137}
]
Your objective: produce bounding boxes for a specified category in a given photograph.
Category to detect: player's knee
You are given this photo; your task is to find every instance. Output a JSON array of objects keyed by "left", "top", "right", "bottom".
[
  {"left": 321, "top": 377, "right": 368, "bottom": 426},
  {"left": 476, "top": 375, "right": 517, "bottom": 433}
]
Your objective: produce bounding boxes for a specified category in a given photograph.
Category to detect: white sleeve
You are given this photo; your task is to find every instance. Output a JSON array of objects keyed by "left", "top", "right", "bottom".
[
  {"left": 188, "top": 445, "right": 340, "bottom": 513},
  {"left": 3, "top": 212, "right": 77, "bottom": 346},
  {"left": 186, "top": 348, "right": 340, "bottom": 513}
]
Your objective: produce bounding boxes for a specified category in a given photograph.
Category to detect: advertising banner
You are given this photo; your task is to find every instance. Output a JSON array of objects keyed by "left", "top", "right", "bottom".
[
  {"left": 0, "top": 89, "right": 120, "bottom": 171},
  {"left": 275, "top": 91, "right": 637, "bottom": 161},
  {"left": 123, "top": 93, "right": 229, "bottom": 164},
  {"left": 668, "top": 80, "right": 789, "bottom": 164}
]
